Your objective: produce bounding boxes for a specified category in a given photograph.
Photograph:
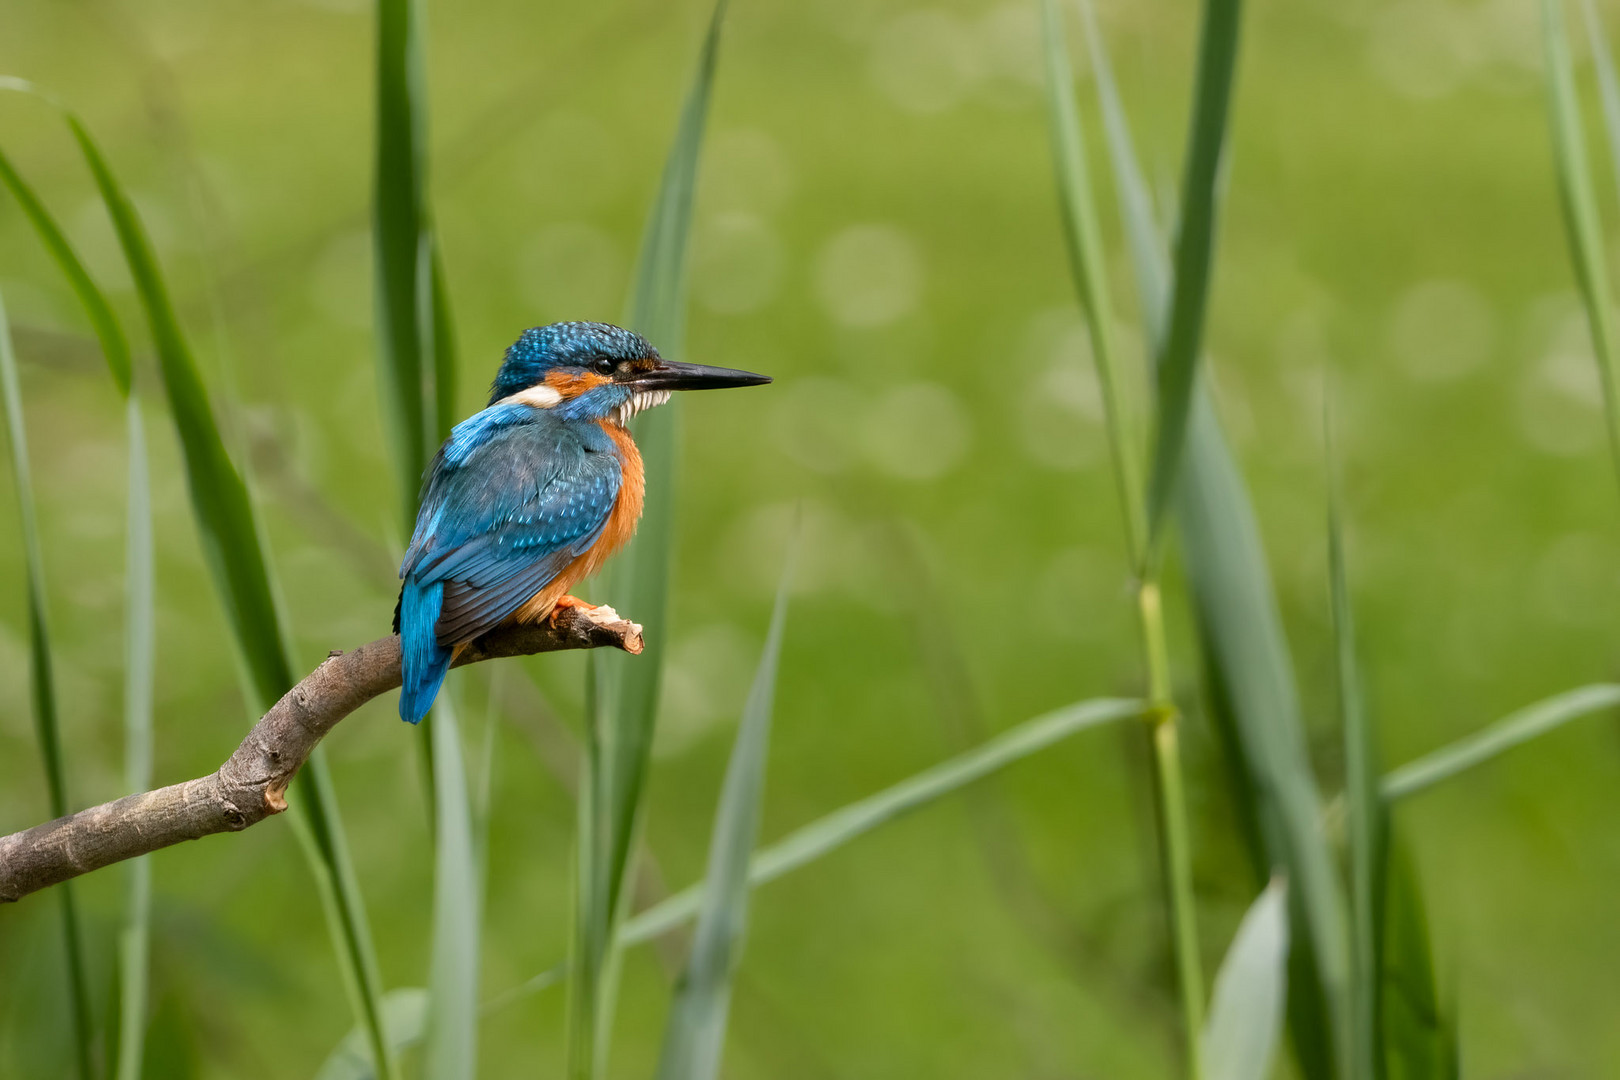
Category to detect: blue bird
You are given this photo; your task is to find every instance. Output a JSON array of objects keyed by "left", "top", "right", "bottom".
[{"left": 394, "top": 321, "right": 769, "bottom": 724}]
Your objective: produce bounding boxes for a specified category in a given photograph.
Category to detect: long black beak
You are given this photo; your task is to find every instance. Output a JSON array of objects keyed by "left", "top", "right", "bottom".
[{"left": 631, "top": 359, "right": 771, "bottom": 391}]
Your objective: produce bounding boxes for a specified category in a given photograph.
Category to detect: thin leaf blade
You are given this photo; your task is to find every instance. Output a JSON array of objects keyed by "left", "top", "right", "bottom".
[
  {"left": 1544, "top": 0, "right": 1620, "bottom": 487},
  {"left": 570, "top": 5, "right": 727, "bottom": 1076},
  {"left": 619, "top": 696, "right": 1146, "bottom": 946},
  {"left": 1329, "top": 409, "right": 1385, "bottom": 1080},
  {"left": 1201, "top": 878, "right": 1291, "bottom": 1080},
  {"left": 654, "top": 539, "right": 795, "bottom": 1080},
  {"left": 0, "top": 287, "right": 96, "bottom": 1080},
  {"left": 1079, "top": 10, "right": 1350, "bottom": 1072},
  {"left": 423, "top": 693, "right": 480, "bottom": 1080},
  {"left": 1143, "top": 0, "right": 1246, "bottom": 541},
  {"left": 115, "top": 400, "right": 155, "bottom": 1080},
  {"left": 47, "top": 101, "right": 399, "bottom": 1080},
  {"left": 1382, "top": 684, "right": 1620, "bottom": 801}
]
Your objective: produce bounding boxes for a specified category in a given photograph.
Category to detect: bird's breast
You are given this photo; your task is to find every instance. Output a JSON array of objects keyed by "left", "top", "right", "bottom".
[{"left": 584, "top": 420, "right": 644, "bottom": 575}]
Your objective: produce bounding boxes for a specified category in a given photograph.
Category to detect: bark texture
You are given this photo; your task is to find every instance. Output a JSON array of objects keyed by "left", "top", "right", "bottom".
[{"left": 0, "top": 605, "right": 642, "bottom": 903}]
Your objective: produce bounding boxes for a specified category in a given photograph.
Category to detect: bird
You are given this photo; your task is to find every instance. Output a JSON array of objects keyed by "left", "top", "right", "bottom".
[{"left": 394, "top": 321, "right": 770, "bottom": 725}]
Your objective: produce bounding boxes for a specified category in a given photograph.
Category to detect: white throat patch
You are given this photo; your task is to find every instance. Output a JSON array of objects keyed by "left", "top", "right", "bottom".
[
  {"left": 610, "top": 389, "right": 671, "bottom": 427},
  {"left": 499, "top": 384, "right": 563, "bottom": 409}
]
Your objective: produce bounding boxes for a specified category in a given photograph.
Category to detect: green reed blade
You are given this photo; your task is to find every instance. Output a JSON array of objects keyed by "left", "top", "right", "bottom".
[
  {"left": 115, "top": 400, "right": 155, "bottom": 1080},
  {"left": 1078, "top": 8, "right": 1350, "bottom": 1073},
  {"left": 375, "top": 0, "right": 453, "bottom": 534},
  {"left": 1328, "top": 409, "right": 1384, "bottom": 1080},
  {"left": 654, "top": 540, "right": 795, "bottom": 1080},
  {"left": 1579, "top": 0, "right": 1620, "bottom": 210},
  {"left": 423, "top": 692, "right": 480, "bottom": 1080},
  {"left": 1038, "top": 0, "right": 1144, "bottom": 563},
  {"left": 1200, "top": 878, "right": 1290, "bottom": 1080},
  {"left": 619, "top": 697, "right": 1146, "bottom": 946},
  {"left": 1142, "top": 0, "right": 1245, "bottom": 544},
  {"left": 0, "top": 142, "right": 131, "bottom": 396},
  {"left": 1040, "top": 1, "right": 1204, "bottom": 1065},
  {"left": 1543, "top": 0, "right": 1620, "bottom": 487},
  {"left": 1382, "top": 684, "right": 1620, "bottom": 801},
  {"left": 1379, "top": 845, "right": 1457, "bottom": 1080},
  {"left": 315, "top": 990, "right": 430, "bottom": 1080},
  {"left": 489, "top": 698, "right": 1143, "bottom": 1011},
  {"left": 21, "top": 95, "right": 402, "bottom": 1080},
  {"left": 0, "top": 289, "right": 96, "bottom": 1080},
  {"left": 569, "top": 5, "right": 727, "bottom": 1078}
]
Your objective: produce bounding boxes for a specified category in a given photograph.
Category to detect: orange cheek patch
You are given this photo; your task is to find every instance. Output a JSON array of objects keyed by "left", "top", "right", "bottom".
[{"left": 543, "top": 369, "right": 612, "bottom": 399}]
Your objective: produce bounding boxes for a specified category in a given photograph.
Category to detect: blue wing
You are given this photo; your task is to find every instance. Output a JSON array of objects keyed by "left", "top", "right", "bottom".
[{"left": 395, "top": 406, "right": 621, "bottom": 722}]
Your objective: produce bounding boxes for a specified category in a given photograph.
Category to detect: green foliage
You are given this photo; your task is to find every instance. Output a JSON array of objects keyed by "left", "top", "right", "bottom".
[
  {"left": 375, "top": 0, "right": 455, "bottom": 533},
  {"left": 1078, "top": 7, "right": 1350, "bottom": 1072},
  {"left": 1329, "top": 414, "right": 1385, "bottom": 1080},
  {"left": 1142, "top": 0, "right": 1246, "bottom": 543},
  {"left": 1382, "top": 684, "right": 1620, "bottom": 801},
  {"left": 0, "top": 289, "right": 95, "bottom": 1080},
  {"left": 315, "top": 990, "right": 430, "bottom": 1080},
  {"left": 424, "top": 693, "right": 480, "bottom": 1080},
  {"left": 115, "top": 401, "right": 155, "bottom": 1080},
  {"left": 1379, "top": 848, "right": 1457, "bottom": 1080},
  {"left": 1, "top": 90, "right": 401, "bottom": 1080},
  {"left": 619, "top": 696, "right": 1147, "bottom": 946},
  {"left": 570, "top": 5, "right": 727, "bottom": 1076},
  {"left": 1544, "top": 0, "right": 1620, "bottom": 486},
  {"left": 654, "top": 540, "right": 794, "bottom": 1080},
  {"left": 0, "top": 110, "right": 155, "bottom": 1079},
  {"left": 1200, "top": 879, "right": 1290, "bottom": 1080}
]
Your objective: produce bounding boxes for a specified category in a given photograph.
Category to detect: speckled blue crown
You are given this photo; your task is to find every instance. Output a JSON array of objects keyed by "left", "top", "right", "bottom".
[{"left": 489, "top": 322, "right": 658, "bottom": 404}]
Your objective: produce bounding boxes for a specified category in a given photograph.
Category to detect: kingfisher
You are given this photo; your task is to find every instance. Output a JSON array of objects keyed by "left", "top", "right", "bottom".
[{"left": 394, "top": 321, "right": 769, "bottom": 725}]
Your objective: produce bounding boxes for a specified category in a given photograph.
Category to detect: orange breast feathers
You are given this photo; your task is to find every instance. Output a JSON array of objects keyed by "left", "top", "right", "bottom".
[{"left": 510, "top": 420, "right": 645, "bottom": 625}]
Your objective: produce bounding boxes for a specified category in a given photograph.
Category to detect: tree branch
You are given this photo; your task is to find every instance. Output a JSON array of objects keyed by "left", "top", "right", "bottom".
[{"left": 0, "top": 604, "right": 643, "bottom": 904}]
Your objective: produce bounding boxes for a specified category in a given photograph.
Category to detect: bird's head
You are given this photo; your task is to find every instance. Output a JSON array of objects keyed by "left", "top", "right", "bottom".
[{"left": 489, "top": 321, "right": 770, "bottom": 425}]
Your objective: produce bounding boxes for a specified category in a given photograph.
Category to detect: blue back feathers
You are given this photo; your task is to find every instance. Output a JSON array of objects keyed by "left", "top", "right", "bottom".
[{"left": 397, "top": 321, "right": 650, "bottom": 724}]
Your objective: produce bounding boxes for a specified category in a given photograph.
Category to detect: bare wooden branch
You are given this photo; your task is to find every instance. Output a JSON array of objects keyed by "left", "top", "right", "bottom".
[{"left": 0, "top": 605, "right": 643, "bottom": 904}]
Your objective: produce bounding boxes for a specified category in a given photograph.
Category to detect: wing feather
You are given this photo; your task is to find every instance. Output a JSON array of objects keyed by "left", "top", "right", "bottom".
[{"left": 400, "top": 409, "right": 621, "bottom": 646}]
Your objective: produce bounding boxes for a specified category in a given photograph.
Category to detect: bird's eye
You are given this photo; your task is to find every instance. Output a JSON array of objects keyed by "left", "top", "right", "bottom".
[{"left": 591, "top": 358, "right": 616, "bottom": 376}]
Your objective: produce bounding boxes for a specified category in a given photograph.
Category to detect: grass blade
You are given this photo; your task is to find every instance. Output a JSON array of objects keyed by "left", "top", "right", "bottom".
[
  {"left": 1142, "top": 0, "right": 1245, "bottom": 542},
  {"left": 1579, "top": 0, "right": 1620, "bottom": 212},
  {"left": 1543, "top": 0, "right": 1620, "bottom": 486},
  {"left": 115, "top": 400, "right": 155, "bottom": 1080},
  {"left": 1039, "top": 0, "right": 1144, "bottom": 562},
  {"left": 1328, "top": 410, "right": 1384, "bottom": 1080},
  {"left": 1381, "top": 684, "right": 1620, "bottom": 801},
  {"left": 315, "top": 990, "right": 431, "bottom": 1080},
  {"left": 653, "top": 540, "right": 795, "bottom": 1080},
  {"left": 1041, "top": 0, "right": 1204, "bottom": 1063},
  {"left": 0, "top": 288, "right": 96, "bottom": 1080},
  {"left": 423, "top": 693, "right": 479, "bottom": 1080},
  {"left": 0, "top": 124, "right": 152, "bottom": 1078},
  {"left": 0, "top": 142, "right": 131, "bottom": 395},
  {"left": 1200, "top": 878, "right": 1290, "bottom": 1080},
  {"left": 570, "top": 5, "right": 727, "bottom": 1076},
  {"left": 1079, "top": 10, "right": 1350, "bottom": 1074},
  {"left": 620, "top": 697, "right": 1146, "bottom": 946},
  {"left": 375, "top": 0, "right": 452, "bottom": 534},
  {"left": 1379, "top": 846, "right": 1457, "bottom": 1080},
  {"left": 37, "top": 99, "right": 400, "bottom": 1080}
]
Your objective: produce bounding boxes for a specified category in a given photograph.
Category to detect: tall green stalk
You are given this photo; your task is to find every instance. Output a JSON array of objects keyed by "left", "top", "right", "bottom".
[
  {"left": 0, "top": 87, "right": 402, "bottom": 1080},
  {"left": 566, "top": 5, "right": 727, "bottom": 1078},
  {"left": 0, "top": 291, "right": 96, "bottom": 1080},
  {"left": 1545, "top": 0, "right": 1620, "bottom": 488},
  {"left": 1039, "top": 0, "right": 1204, "bottom": 1067},
  {"left": 1078, "top": 5, "right": 1350, "bottom": 1072}
]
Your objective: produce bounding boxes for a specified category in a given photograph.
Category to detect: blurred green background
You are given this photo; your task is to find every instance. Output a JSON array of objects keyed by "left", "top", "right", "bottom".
[{"left": 2, "top": 0, "right": 1618, "bottom": 1075}]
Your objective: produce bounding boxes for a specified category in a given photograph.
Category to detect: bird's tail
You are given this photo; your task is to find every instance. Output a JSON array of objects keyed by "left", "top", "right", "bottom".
[{"left": 398, "top": 580, "right": 451, "bottom": 725}]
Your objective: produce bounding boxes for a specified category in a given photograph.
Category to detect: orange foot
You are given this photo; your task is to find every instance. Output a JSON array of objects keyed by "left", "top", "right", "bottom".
[{"left": 549, "top": 594, "right": 595, "bottom": 623}]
